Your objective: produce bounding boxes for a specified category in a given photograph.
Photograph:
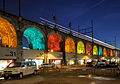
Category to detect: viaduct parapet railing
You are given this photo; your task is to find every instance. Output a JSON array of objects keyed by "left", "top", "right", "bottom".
[{"left": 39, "top": 17, "right": 120, "bottom": 50}]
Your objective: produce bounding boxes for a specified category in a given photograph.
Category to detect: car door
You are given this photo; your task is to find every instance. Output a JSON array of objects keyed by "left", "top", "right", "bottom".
[
  {"left": 21, "top": 63, "right": 28, "bottom": 76},
  {"left": 27, "top": 62, "right": 33, "bottom": 74}
]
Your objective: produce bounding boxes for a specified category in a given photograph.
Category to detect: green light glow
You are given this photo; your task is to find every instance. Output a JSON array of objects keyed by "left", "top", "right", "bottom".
[
  {"left": 23, "top": 27, "right": 45, "bottom": 50},
  {"left": 99, "top": 47, "right": 103, "bottom": 56}
]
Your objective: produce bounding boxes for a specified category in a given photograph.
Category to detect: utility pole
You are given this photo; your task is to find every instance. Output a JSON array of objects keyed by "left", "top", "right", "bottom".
[
  {"left": 78, "top": 25, "right": 80, "bottom": 36},
  {"left": 3, "top": 0, "right": 5, "bottom": 12},
  {"left": 91, "top": 19, "right": 94, "bottom": 43},
  {"left": 115, "top": 35, "right": 116, "bottom": 48},
  {"left": 16, "top": 0, "right": 23, "bottom": 61},
  {"left": 19, "top": 0, "right": 21, "bottom": 17},
  {"left": 69, "top": 22, "right": 72, "bottom": 34},
  {"left": 52, "top": 14, "right": 58, "bottom": 31}
]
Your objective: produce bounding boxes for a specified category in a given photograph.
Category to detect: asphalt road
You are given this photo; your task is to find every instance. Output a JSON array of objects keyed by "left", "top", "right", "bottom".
[
  {"left": 0, "top": 75, "right": 44, "bottom": 84},
  {"left": 0, "top": 74, "right": 120, "bottom": 84}
]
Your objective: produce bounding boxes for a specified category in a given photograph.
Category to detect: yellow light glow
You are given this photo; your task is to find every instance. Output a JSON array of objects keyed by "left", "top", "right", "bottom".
[
  {"left": 101, "top": 57, "right": 105, "bottom": 60},
  {"left": 82, "top": 56, "right": 89, "bottom": 60},
  {"left": 112, "top": 57, "right": 115, "bottom": 61},
  {"left": 65, "top": 38, "right": 75, "bottom": 53},
  {"left": 51, "top": 49, "right": 53, "bottom": 52},
  {"left": 0, "top": 17, "right": 17, "bottom": 48},
  {"left": 93, "top": 45, "right": 98, "bottom": 55},
  {"left": 77, "top": 41, "right": 85, "bottom": 54}
]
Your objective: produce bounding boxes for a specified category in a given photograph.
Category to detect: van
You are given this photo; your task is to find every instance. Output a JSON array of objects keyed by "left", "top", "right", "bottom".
[{"left": 1, "top": 61, "right": 37, "bottom": 80}]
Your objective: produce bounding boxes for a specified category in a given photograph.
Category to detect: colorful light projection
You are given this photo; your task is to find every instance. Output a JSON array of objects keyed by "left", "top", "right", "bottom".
[
  {"left": 48, "top": 33, "right": 62, "bottom": 52},
  {"left": 118, "top": 51, "right": 119, "bottom": 57},
  {"left": 107, "top": 49, "right": 110, "bottom": 56},
  {"left": 110, "top": 50, "right": 113, "bottom": 56},
  {"left": 0, "top": 17, "right": 17, "bottom": 48},
  {"left": 99, "top": 47, "right": 103, "bottom": 56},
  {"left": 116, "top": 51, "right": 118, "bottom": 57},
  {"left": 77, "top": 41, "right": 85, "bottom": 54},
  {"left": 86, "top": 43, "right": 92, "bottom": 55},
  {"left": 65, "top": 38, "right": 75, "bottom": 53},
  {"left": 23, "top": 27, "right": 45, "bottom": 50},
  {"left": 103, "top": 48, "right": 107, "bottom": 56},
  {"left": 93, "top": 45, "right": 98, "bottom": 55},
  {"left": 113, "top": 50, "right": 115, "bottom": 56},
  {"left": 0, "top": 36, "right": 2, "bottom": 45}
]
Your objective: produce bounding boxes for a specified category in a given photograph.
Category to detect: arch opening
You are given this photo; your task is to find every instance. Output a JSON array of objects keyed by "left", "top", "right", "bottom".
[
  {"left": 93, "top": 45, "right": 98, "bottom": 55},
  {"left": 23, "top": 27, "right": 45, "bottom": 50},
  {"left": 48, "top": 33, "right": 62, "bottom": 52},
  {"left": 77, "top": 41, "right": 85, "bottom": 54},
  {"left": 99, "top": 47, "right": 103, "bottom": 56},
  {"left": 0, "top": 17, "right": 17, "bottom": 48},
  {"left": 86, "top": 43, "right": 92, "bottom": 55},
  {"left": 65, "top": 38, "right": 75, "bottom": 53}
]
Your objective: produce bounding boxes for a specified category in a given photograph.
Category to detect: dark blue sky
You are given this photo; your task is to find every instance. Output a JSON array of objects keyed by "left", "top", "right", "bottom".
[{"left": 0, "top": 0, "right": 120, "bottom": 48}]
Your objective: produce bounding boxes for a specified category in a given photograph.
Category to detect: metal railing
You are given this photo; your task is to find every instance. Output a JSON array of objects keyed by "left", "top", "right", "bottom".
[{"left": 39, "top": 17, "right": 120, "bottom": 50}]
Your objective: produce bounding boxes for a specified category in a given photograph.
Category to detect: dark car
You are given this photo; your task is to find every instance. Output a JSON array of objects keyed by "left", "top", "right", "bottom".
[{"left": 109, "top": 62, "right": 118, "bottom": 68}]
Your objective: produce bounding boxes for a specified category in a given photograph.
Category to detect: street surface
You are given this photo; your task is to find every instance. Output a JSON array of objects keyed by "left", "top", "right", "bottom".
[
  {"left": 0, "top": 67, "right": 120, "bottom": 84},
  {"left": 0, "top": 75, "right": 44, "bottom": 84}
]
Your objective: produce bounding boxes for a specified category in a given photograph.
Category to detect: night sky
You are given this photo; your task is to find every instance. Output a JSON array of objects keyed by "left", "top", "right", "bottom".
[{"left": 0, "top": 0, "right": 120, "bottom": 48}]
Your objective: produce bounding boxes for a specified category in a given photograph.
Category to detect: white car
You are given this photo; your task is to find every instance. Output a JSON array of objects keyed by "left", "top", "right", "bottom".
[
  {"left": 2, "top": 61, "right": 37, "bottom": 80},
  {"left": 97, "top": 60, "right": 107, "bottom": 67}
]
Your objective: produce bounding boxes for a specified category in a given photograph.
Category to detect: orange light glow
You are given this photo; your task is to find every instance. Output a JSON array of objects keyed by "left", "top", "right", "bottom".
[
  {"left": 103, "top": 48, "right": 107, "bottom": 56},
  {"left": 65, "top": 38, "right": 75, "bottom": 53},
  {"left": 110, "top": 50, "right": 113, "bottom": 56},
  {"left": 0, "top": 17, "right": 17, "bottom": 48}
]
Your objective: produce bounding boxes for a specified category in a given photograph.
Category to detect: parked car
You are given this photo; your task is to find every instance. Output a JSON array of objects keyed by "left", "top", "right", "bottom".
[
  {"left": 96, "top": 60, "right": 107, "bottom": 68},
  {"left": 1, "top": 61, "right": 37, "bottom": 80},
  {"left": 109, "top": 61, "right": 118, "bottom": 68},
  {"left": 87, "top": 60, "right": 97, "bottom": 67},
  {"left": 41, "top": 63, "right": 54, "bottom": 68}
]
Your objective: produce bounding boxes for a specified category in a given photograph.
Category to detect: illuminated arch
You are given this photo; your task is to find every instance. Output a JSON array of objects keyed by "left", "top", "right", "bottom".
[
  {"left": 103, "top": 48, "right": 107, "bottom": 56},
  {"left": 110, "top": 50, "right": 113, "bottom": 56},
  {"left": 48, "top": 33, "right": 62, "bottom": 52},
  {"left": 0, "top": 17, "right": 17, "bottom": 48},
  {"left": 107, "top": 49, "right": 110, "bottom": 56},
  {"left": 77, "top": 41, "right": 85, "bottom": 54},
  {"left": 93, "top": 45, "right": 98, "bottom": 55},
  {"left": 116, "top": 51, "right": 118, "bottom": 57},
  {"left": 23, "top": 27, "right": 45, "bottom": 50},
  {"left": 118, "top": 51, "right": 119, "bottom": 57},
  {"left": 99, "top": 47, "right": 103, "bottom": 56},
  {"left": 0, "top": 36, "right": 1, "bottom": 47},
  {"left": 65, "top": 38, "right": 75, "bottom": 53},
  {"left": 113, "top": 50, "right": 115, "bottom": 56},
  {"left": 86, "top": 43, "right": 92, "bottom": 55}
]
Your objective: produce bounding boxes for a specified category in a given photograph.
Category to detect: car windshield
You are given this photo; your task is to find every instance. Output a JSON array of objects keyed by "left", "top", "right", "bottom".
[{"left": 8, "top": 62, "right": 21, "bottom": 68}]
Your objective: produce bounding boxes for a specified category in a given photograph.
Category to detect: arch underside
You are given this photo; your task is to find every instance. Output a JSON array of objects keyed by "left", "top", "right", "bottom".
[
  {"left": 23, "top": 27, "right": 45, "bottom": 50},
  {"left": 48, "top": 33, "right": 62, "bottom": 52},
  {"left": 0, "top": 17, "right": 17, "bottom": 48},
  {"left": 65, "top": 38, "right": 75, "bottom": 53}
]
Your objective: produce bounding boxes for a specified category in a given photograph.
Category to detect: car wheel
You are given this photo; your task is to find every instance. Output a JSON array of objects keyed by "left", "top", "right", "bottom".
[
  {"left": 19, "top": 73, "right": 23, "bottom": 79},
  {"left": 4, "top": 76, "right": 9, "bottom": 80},
  {"left": 33, "top": 70, "right": 37, "bottom": 75}
]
